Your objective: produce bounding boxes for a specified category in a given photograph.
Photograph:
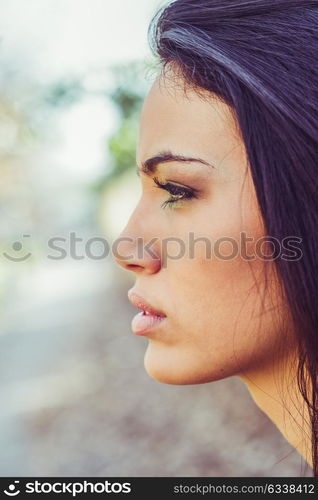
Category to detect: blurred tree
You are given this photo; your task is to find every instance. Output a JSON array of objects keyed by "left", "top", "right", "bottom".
[
  {"left": 44, "top": 79, "right": 85, "bottom": 108},
  {"left": 107, "top": 118, "right": 139, "bottom": 179},
  {"left": 42, "top": 59, "right": 157, "bottom": 189},
  {"left": 95, "top": 59, "right": 157, "bottom": 189}
]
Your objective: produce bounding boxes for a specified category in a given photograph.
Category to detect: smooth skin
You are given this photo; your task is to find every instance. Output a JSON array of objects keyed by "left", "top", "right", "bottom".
[{"left": 115, "top": 66, "right": 311, "bottom": 467}]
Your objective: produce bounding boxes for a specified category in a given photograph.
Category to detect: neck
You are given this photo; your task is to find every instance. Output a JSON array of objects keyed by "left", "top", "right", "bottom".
[{"left": 238, "top": 348, "right": 312, "bottom": 469}]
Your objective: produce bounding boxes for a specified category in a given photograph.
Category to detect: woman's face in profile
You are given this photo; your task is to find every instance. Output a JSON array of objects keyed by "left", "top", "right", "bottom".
[{"left": 116, "top": 70, "right": 291, "bottom": 385}]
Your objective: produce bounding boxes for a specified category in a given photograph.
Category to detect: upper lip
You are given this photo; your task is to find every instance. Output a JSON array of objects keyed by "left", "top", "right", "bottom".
[{"left": 127, "top": 289, "right": 166, "bottom": 317}]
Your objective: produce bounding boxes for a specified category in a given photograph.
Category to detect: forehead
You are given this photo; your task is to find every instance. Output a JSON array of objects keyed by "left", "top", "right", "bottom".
[{"left": 137, "top": 72, "right": 242, "bottom": 167}]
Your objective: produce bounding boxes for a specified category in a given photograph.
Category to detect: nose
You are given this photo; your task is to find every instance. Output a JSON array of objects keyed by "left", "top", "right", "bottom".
[{"left": 113, "top": 216, "right": 162, "bottom": 275}]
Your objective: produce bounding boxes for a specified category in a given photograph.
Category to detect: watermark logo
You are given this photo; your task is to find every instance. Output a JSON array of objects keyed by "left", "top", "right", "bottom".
[
  {"left": 4, "top": 481, "right": 20, "bottom": 496},
  {"left": 2, "top": 235, "right": 32, "bottom": 262}
]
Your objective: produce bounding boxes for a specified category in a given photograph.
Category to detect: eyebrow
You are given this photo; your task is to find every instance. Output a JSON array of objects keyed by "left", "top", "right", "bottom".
[{"left": 136, "top": 151, "right": 216, "bottom": 177}]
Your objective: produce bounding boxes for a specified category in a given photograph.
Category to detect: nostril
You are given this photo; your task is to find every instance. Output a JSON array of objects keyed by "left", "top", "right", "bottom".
[{"left": 126, "top": 264, "right": 142, "bottom": 270}]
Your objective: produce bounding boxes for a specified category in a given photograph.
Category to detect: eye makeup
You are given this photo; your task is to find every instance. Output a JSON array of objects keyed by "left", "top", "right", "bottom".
[{"left": 153, "top": 176, "right": 199, "bottom": 210}]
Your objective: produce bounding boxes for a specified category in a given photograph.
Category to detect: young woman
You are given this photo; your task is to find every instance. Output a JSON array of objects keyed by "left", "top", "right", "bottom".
[{"left": 114, "top": 0, "right": 318, "bottom": 475}]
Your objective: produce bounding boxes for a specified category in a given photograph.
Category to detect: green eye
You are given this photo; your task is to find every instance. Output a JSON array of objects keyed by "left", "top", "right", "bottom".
[{"left": 153, "top": 177, "right": 198, "bottom": 210}]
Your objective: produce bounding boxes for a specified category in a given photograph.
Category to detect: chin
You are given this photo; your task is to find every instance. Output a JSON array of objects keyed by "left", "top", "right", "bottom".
[
  {"left": 144, "top": 360, "right": 196, "bottom": 385},
  {"left": 143, "top": 342, "right": 231, "bottom": 386}
]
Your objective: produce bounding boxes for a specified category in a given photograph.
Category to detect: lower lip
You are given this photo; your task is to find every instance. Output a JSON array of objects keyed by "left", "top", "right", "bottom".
[{"left": 131, "top": 311, "right": 166, "bottom": 336}]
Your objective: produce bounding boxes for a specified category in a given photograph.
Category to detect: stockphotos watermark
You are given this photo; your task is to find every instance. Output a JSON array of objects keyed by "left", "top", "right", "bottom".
[
  {"left": 2, "top": 231, "right": 303, "bottom": 267},
  {"left": 2, "top": 479, "right": 131, "bottom": 496}
]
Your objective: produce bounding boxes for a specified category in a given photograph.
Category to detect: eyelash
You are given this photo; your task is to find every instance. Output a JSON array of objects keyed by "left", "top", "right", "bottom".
[{"left": 153, "top": 176, "right": 198, "bottom": 210}]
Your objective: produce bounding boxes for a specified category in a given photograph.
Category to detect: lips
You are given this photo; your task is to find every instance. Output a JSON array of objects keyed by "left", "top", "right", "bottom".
[
  {"left": 127, "top": 290, "right": 166, "bottom": 318},
  {"left": 127, "top": 289, "right": 167, "bottom": 335}
]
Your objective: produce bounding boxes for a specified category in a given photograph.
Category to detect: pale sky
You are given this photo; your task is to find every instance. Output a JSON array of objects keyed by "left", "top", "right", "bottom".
[{"left": 0, "top": 0, "right": 164, "bottom": 82}]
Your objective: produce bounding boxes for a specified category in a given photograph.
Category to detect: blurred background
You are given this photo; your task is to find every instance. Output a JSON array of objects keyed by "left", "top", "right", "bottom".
[{"left": 0, "top": 0, "right": 312, "bottom": 477}]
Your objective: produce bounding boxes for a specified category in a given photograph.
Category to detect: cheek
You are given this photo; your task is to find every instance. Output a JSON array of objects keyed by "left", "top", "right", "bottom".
[
  {"left": 165, "top": 249, "right": 268, "bottom": 339},
  {"left": 144, "top": 176, "right": 289, "bottom": 385},
  {"left": 147, "top": 256, "right": 285, "bottom": 385},
  {"left": 164, "top": 192, "right": 266, "bottom": 329},
  {"left": 151, "top": 206, "right": 285, "bottom": 381}
]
